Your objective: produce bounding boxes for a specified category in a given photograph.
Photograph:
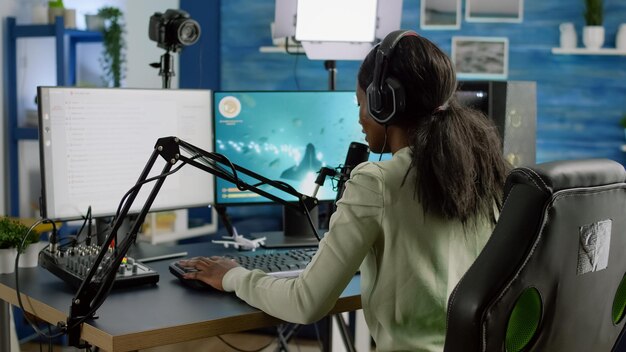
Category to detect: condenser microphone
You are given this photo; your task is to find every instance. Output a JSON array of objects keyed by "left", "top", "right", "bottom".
[{"left": 335, "top": 142, "right": 369, "bottom": 205}]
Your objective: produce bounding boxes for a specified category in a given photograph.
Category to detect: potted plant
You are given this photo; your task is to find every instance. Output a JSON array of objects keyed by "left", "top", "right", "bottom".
[
  {"left": 583, "top": 0, "right": 604, "bottom": 49},
  {"left": 47, "top": 0, "right": 64, "bottom": 24},
  {"left": 97, "top": 6, "right": 126, "bottom": 87},
  {"left": 619, "top": 114, "right": 626, "bottom": 141},
  {"left": 18, "top": 222, "right": 43, "bottom": 269},
  {"left": 85, "top": 13, "right": 105, "bottom": 31},
  {"left": 0, "top": 217, "right": 31, "bottom": 273}
]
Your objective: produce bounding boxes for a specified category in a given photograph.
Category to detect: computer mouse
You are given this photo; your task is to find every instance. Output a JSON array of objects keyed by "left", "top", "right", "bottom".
[{"left": 168, "top": 260, "right": 212, "bottom": 290}]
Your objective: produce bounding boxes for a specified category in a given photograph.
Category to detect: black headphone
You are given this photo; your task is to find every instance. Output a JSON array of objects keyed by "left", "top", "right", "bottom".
[{"left": 366, "top": 30, "right": 419, "bottom": 125}]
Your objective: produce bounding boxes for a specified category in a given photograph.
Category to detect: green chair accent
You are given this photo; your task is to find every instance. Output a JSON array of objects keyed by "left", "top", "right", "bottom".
[
  {"left": 505, "top": 288, "right": 542, "bottom": 352},
  {"left": 613, "top": 274, "right": 626, "bottom": 325}
]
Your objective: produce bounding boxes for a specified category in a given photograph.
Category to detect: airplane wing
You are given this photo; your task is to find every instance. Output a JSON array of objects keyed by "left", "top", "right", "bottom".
[
  {"left": 250, "top": 236, "right": 267, "bottom": 244},
  {"left": 211, "top": 240, "right": 240, "bottom": 249}
]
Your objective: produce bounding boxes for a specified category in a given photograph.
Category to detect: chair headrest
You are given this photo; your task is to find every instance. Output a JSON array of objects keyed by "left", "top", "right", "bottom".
[{"left": 506, "top": 158, "right": 626, "bottom": 194}]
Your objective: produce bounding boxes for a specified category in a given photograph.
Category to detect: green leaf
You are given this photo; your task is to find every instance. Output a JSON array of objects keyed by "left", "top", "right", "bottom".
[
  {"left": 97, "top": 6, "right": 126, "bottom": 87},
  {"left": 0, "top": 217, "right": 31, "bottom": 250},
  {"left": 584, "top": 0, "right": 603, "bottom": 26}
]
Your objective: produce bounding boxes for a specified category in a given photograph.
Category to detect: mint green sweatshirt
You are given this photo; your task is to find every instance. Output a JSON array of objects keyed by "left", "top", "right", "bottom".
[{"left": 223, "top": 147, "right": 493, "bottom": 351}]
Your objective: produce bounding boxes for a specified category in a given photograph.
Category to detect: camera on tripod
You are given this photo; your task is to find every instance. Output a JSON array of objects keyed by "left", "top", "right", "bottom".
[{"left": 148, "top": 9, "right": 201, "bottom": 52}]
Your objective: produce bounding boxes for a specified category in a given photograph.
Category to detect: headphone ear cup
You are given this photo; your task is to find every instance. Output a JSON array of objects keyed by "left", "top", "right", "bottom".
[
  {"left": 367, "top": 77, "right": 405, "bottom": 125},
  {"left": 366, "top": 83, "right": 383, "bottom": 118},
  {"left": 366, "top": 86, "right": 388, "bottom": 125},
  {"left": 385, "top": 77, "right": 406, "bottom": 116}
]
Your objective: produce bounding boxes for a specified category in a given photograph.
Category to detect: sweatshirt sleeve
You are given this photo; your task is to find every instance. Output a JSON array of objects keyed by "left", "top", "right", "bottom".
[{"left": 222, "top": 163, "right": 384, "bottom": 324}]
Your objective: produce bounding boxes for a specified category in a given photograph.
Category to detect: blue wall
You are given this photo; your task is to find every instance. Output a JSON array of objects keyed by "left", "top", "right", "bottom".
[{"left": 217, "top": 0, "right": 626, "bottom": 164}]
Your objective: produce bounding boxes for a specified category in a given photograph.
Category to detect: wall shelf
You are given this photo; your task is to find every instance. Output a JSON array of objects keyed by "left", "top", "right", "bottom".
[
  {"left": 259, "top": 45, "right": 304, "bottom": 54},
  {"left": 15, "top": 128, "right": 39, "bottom": 140},
  {"left": 552, "top": 47, "right": 626, "bottom": 56}
]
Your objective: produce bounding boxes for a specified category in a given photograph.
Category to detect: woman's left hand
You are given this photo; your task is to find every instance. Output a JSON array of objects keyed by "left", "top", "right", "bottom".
[{"left": 178, "top": 256, "right": 240, "bottom": 291}]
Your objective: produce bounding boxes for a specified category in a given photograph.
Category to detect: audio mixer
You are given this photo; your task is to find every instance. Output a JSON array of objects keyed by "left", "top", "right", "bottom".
[{"left": 39, "top": 244, "right": 159, "bottom": 289}]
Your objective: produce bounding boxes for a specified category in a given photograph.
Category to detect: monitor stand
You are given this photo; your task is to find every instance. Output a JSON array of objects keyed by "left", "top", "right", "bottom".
[
  {"left": 253, "top": 205, "right": 321, "bottom": 248},
  {"left": 95, "top": 216, "right": 132, "bottom": 246}
]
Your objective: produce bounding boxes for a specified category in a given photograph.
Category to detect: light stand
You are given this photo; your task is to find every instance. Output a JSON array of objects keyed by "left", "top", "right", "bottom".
[
  {"left": 324, "top": 60, "right": 337, "bottom": 91},
  {"left": 66, "top": 136, "right": 319, "bottom": 347}
]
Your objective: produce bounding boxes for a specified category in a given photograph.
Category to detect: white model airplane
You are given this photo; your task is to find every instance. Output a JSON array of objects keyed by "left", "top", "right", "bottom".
[{"left": 212, "top": 228, "right": 266, "bottom": 251}]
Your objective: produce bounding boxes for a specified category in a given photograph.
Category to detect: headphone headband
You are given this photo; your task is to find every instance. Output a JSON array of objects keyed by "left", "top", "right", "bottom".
[{"left": 378, "top": 29, "right": 418, "bottom": 57}]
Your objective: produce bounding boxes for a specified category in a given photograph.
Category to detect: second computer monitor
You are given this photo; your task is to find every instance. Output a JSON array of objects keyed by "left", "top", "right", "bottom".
[
  {"left": 38, "top": 87, "right": 215, "bottom": 221},
  {"left": 213, "top": 91, "right": 365, "bottom": 205}
]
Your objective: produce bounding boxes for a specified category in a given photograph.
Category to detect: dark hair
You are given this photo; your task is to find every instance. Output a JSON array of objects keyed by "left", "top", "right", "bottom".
[{"left": 358, "top": 34, "right": 510, "bottom": 224}]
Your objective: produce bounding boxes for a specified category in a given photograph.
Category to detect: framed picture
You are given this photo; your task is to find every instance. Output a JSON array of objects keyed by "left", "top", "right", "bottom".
[
  {"left": 466, "top": 0, "right": 523, "bottom": 23},
  {"left": 451, "top": 37, "right": 509, "bottom": 79},
  {"left": 420, "top": 0, "right": 461, "bottom": 30}
]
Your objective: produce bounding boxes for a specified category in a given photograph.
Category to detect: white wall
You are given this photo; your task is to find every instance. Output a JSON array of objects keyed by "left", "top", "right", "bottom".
[{"left": 1, "top": 0, "right": 179, "bottom": 216}]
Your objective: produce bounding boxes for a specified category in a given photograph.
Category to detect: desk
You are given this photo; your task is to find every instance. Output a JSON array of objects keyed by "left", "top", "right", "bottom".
[{"left": 0, "top": 242, "right": 362, "bottom": 351}]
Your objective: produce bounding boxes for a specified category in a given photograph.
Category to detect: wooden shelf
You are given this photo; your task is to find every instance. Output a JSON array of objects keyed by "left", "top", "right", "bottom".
[
  {"left": 259, "top": 45, "right": 304, "bottom": 54},
  {"left": 552, "top": 47, "right": 626, "bottom": 56}
]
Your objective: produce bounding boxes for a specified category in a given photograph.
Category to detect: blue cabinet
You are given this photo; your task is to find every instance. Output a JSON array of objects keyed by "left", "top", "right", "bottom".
[{"left": 5, "top": 16, "right": 102, "bottom": 216}]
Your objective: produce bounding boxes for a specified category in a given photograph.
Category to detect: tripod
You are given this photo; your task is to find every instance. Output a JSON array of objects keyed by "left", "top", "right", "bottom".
[{"left": 150, "top": 49, "right": 175, "bottom": 89}]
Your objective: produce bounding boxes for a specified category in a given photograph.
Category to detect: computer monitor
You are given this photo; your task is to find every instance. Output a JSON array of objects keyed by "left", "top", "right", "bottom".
[
  {"left": 38, "top": 87, "right": 215, "bottom": 226},
  {"left": 213, "top": 91, "right": 365, "bottom": 247}
]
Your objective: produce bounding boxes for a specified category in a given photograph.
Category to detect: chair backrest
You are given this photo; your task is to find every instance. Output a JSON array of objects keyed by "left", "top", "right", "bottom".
[{"left": 444, "top": 159, "right": 626, "bottom": 352}]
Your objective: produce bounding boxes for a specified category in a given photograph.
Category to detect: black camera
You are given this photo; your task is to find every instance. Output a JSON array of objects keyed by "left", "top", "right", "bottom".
[{"left": 149, "top": 9, "right": 201, "bottom": 52}]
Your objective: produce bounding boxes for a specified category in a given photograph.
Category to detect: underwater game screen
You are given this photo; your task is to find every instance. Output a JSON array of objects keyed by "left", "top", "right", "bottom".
[{"left": 213, "top": 91, "right": 366, "bottom": 205}]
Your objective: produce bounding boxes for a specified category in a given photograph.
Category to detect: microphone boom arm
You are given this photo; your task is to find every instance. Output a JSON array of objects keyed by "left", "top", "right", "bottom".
[
  {"left": 66, "top": 136, "right": 318, "bottom": 347},
  {"left": 173, "top": 137, "right": 318, "bottom": 211}
]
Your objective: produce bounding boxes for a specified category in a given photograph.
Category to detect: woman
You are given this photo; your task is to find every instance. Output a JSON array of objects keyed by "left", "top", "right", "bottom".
[{"left": 180, "top": 30, "right": 509, "bottom": 351}]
